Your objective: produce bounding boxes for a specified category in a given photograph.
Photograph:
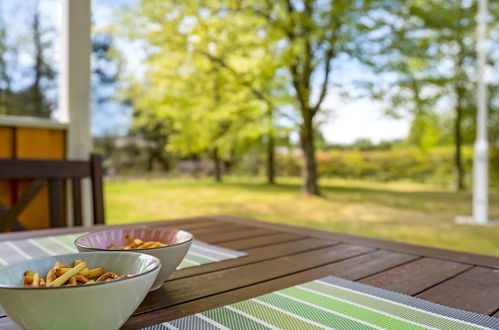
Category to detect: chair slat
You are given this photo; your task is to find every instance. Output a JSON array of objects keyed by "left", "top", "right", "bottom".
[
  {"left": 0, "top": 180, "right": 45, "bottom": 231},
  {"left": 90, "top": 154, "right": 105, "bottom": 225},
  {"left": 48, "top": 179, "right": 62, "bottom": 228},
  {"left": 71, "top": 178, "right": 83, "bottom": 226},
  {"left": 0, "top": 159, "right": 90, "bottom": 179},
  {"left": 0, "top": 203, "right": 26, "bottom": 231}
]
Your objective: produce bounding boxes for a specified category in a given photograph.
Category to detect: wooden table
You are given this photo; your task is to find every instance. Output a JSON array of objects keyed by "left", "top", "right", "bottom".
[{"left": 1, "top": 215, "right": 498, "bottom": 329}]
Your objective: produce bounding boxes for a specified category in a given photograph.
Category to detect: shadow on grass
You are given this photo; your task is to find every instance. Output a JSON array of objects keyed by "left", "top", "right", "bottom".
[
  {"left": 114, "top": 176, "right": 498, "bottom": 216},
  {"left": 213, "top": 179, "right": 498, "bottom": 215}
]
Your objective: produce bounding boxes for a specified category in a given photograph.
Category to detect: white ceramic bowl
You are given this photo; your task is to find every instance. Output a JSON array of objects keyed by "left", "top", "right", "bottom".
[
  {"left": 0, "top": 252, "right": 160, "bottom": 330},
  {"left": 75, "top": 227, "right": 193, "bottom": 290}
]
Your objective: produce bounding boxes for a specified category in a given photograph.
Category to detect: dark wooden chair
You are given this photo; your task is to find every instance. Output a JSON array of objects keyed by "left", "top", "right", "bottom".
[{"left": 0, "top": 154, "right": 105, "bottom": 231}]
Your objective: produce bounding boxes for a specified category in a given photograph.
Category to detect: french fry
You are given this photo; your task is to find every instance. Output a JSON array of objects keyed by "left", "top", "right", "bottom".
[
  {"left": 124, "top": 234, "right": 134, "bottom": 244},
  {"left": 32, "top": 272, "right": 40, "bottom": 287},
  {"left": 96, "top": 272, "right": 117, "bottom": 282},
  {"left": 88, "top": 267, "right": 104, "bottom": 278},
  {"left": 67, "top": 276, "right": 77, "bottom": 286},
  {"left": 55, "top": 267, "right": 69, "bottom": 276},
  {"left": 141, "top": 242, "right": 160, "bottom": 248},
  {"left": 48, "top": 262, "right": 87, "bottom": 287},
  {"left": 46, "top": 269, "right": 57, "bottom": 286},
  {"left": 24, "top": 270, "right": 35, "bottom": 279},
  {"left": 56, "top": 267, "right": 90, "bottom": 277},
  {"left": 74, "top": 275, "right": 89, "bottom": 284},
  {"left": 80, "top": 268, "right": 90, "bottom": 276},
  {"left": 54, "top": 261, "right": 67, "bottom": 269},
  {"left": 108, "top": 234, "right": 166, "bottom": 249},
  {"left": 21, "top": 260, "right": 131, "bottom": 287},
  {"left": 22, "top": 270, "right": 35, "bottom": 287}
]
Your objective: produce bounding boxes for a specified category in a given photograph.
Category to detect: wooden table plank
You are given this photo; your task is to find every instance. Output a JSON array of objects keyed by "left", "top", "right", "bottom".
[
  {"left": 170, "top": 238, "right": 338, "bottom": 280},
  {"left": 212, "top": 215, "right": 499, "bottom": 269},
  {"left": 134, "top": 243, "right": 374, "bottom": 315},
  {"left": 326, "top": 250, "right": 421, "bottom": 281},
  {"left": 148, "top": 219, "right": 223, "bottom": 230},
  {"left": 121, "top": 250, "right": 419, "bottom": 329},
  {"left": 184, "top": 223, "right": 253, "bottom": 236},
  {"left": 196, "top": 228, "right": 276, "bottom": 244},
  {"left": 417, "top": 266, "right": 499, "bottom": 315},
  {"left": 360, "top": 257, "right": 472, "bottom": 295},
  {"left": 218, "top": 233, "right": 305, "bottom": 250}
]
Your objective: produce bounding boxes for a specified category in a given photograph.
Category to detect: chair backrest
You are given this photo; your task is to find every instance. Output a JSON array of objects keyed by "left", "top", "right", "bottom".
[{"left": 0, "top": 154, "right": 105, "bottom": 231}]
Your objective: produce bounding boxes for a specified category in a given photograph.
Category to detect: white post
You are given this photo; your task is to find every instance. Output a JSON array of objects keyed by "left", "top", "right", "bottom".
[
  {"left": 472, "top": 0, "right": 489, "bottom": 225},
  {"left": 59, "top": 0, "right": 93, "bottom": 226}
]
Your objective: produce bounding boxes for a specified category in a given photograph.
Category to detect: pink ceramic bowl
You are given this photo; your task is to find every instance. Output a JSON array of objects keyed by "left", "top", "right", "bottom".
[{"left": 75, "top": 227, "right": 193, "bottom": 290}]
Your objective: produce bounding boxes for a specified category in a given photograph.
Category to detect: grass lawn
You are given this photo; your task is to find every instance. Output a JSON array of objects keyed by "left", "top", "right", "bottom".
[{"left": 105, "top": 177, "right": 499, "bottom": 257}]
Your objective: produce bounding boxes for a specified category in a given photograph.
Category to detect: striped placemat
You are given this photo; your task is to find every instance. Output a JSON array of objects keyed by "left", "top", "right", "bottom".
[
  {"left": 146, "top": 276, "right": 499, "bottom": 330},
  {"left": 0, "top": 233, "right": 247, "bottom": 268}
]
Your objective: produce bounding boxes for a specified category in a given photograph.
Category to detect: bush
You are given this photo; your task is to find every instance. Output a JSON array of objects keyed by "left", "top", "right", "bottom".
[{"left": 273, "top": 146, "right": 498, "bottom": 186}]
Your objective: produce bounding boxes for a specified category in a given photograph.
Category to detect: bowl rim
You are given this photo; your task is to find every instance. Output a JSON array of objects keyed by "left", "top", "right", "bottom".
[
  {"left": 74, "top": 226, "right": 194, "bottom": 252},
  {"left": 0, "top": 251, "right": 161, "bottom": 290}
]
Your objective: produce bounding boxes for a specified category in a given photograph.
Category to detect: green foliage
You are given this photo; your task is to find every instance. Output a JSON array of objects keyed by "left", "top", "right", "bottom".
[
  {"left": 119, "top": 0, "right": 286, "bottom": 166},
  {"left": 270, "top": 146, "right": 499, "bottom": 186},
  {"left": 357, "top": 0, "right": 499, "bottom": 189},
  {"left": 113, "top": 0, "right": 499, "bottom": 189},
  {"left": 0, "top": 6, "right": 55, "bottom": 117},
  {"left": 406, "top": 113, "right": 450, "bottom": 150},
  {"left": 117, "top": 0, "right": 387, "bottom": 193}
]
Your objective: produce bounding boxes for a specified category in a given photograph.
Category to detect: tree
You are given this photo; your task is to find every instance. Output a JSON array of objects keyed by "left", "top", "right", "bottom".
[
  {"left": 120, "top": 0, "right": 283, "bottom": 182},
  {"left": 357, "top": 0, "right": 499, "bottom": 190},
  {"left": 1, "top": 2, "right": 56, "bottom": 118},
  {"left": 24, "top": 3, "right": 55, "bottom": 118},
  {"left": 129, "top": 110, "right": 173, "bottom": 173},
  {"left": 125, "top": 0, "right": 372, "bottom": 194},
  {"left": 225, "top": 0, "right": 373, "bottom": 195},
  {"left": 0, "top": 0, "right": 55, "bottom": 117},
  {"left": 92, "top": 33, "right": 121, "bottom": 104},
  {"left": 0, "top": 24, "right": 11, "bottom": 114}
]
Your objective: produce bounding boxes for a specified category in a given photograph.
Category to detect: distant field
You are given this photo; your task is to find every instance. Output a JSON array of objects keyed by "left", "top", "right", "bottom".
[{"left": 105, "top": 177, "right": 499, "bottom": 257}]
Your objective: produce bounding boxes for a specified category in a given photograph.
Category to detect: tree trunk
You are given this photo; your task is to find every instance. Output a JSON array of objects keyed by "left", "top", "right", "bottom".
[
  {"left": 33, "top": 9, "right": 43, "bottom": 117},
  {"left": 266, "top": 133, "right": 275, "bottom": 184},
  {"left": 266, "top": 107, "right": 275, "bottom": 184},
  {"left": 454, "top": 85, "right": 465, "bottom": 191},
  {"left": 300, "top": 112, "right": 319, "bottom": 195},
  {"left": 213, "top": 148, "right": 222, "bottom": 182}
]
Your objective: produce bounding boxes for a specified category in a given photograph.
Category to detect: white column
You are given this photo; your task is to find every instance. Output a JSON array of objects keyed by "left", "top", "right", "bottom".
[
  {"left": 59, "top": 0, "right": 93, "bottom": 226},
  {"left": 472, "top": 0, "right": 489, "bottom": 225}
]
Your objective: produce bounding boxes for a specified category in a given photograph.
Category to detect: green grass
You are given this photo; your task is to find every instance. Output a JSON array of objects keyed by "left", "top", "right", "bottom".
[{"left": 105, "top": 177, "right": 499, "bottom": 257}]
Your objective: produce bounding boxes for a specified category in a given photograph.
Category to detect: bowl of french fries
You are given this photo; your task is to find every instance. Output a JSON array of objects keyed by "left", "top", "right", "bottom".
[
  {"left": 0, "top": 252, "right": 160, "bottom": 330},
  {"left": 75, "top": 227, "right": 193, "bottom": 290}
]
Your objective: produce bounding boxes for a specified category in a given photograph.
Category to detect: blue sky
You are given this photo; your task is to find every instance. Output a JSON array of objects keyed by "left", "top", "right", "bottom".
[{"left": 1, "top": 0, "right": 410, "bottom": 143}]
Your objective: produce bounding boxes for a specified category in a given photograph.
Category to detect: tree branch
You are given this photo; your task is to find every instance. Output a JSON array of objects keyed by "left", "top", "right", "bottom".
[
  {"left": 311, "top": 46, "right": 334, "bottom": 114},
  {"left": 311, "top": 20, "right": 342, "bottom": 114},
  {"left": 197, "top": 49, "right": 276, "bottom": 110}
]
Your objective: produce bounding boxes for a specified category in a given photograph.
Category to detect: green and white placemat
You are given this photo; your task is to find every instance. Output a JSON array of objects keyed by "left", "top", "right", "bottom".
[
  {"left": 145, "top": 276, "right": 499, "bottom": 330},
  {"left": 0, "top": 233, "right": 246, "bottom": 268}
]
